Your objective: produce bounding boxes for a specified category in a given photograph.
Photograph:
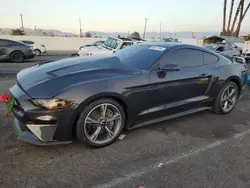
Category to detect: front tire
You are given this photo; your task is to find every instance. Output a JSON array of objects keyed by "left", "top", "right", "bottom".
[
  {"left": 213, "top": 81, "right": 239, "bottom": 114},
  {"left": 34, "top": 49, "right": 41, "bottom": 56},
  {"left": 76, "top": 98, "right": 125, "bottom": 148}
]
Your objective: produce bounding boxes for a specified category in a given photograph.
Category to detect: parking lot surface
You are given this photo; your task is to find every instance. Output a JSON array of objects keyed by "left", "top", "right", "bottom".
[{"left": 0, "top": 78, "right": 250, "bottom": 188}]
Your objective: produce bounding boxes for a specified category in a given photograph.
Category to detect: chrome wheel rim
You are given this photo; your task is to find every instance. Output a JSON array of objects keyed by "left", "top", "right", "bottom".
[
  {"left": 84, "top": 103, "right": 122, "bottom": 145},
  {"left": 35, "top": 50, "right": 40, "bottom": 56},
  {"left": 220, "top": 85, "right": 237, "bottom": 112}
]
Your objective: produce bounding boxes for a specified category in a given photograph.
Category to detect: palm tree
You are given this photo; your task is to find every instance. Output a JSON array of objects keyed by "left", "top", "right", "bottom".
[
  {"left": 234, "top": 2, "right": 250, "bottom": 36},
  {"left": 222, "top": 0, "right": 227, "bottom": 34},
  {"left": 227, "top": 0, "right": 234, "bottom": 33},
  {"left": 230, "top": 0, "right": 244, "bottom": 35}
]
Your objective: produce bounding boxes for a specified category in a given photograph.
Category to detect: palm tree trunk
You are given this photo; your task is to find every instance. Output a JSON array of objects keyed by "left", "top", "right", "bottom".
[
  {"left": 234, "top": 2, "right": 250, "bottom": 36},
  {"left": 222, "top": 0, "right": 227, "bottom": 34},
  {"left": 230, "top": 0, "right": 244, "bottom": 34},
  {"left": 227, "top": 0, "right": 234, "bottom": 33}
]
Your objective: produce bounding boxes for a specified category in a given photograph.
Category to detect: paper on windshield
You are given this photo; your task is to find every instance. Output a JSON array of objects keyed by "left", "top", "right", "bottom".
[{"left": 149, "top": 46, "right": 166, "bottom": 51}]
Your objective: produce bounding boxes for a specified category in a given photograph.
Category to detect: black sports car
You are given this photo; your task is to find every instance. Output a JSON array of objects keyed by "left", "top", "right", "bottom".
[{"left": 10, "top": 42, "right": 248, "bottom": 148}]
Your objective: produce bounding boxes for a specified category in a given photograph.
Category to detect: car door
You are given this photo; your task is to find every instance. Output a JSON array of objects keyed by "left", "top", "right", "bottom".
[
  {"left": 147, "top": 48, "right": 212, "bottom": 119},
  {"left": 0, "top": 39, "right": 10, "bottom": 61}
]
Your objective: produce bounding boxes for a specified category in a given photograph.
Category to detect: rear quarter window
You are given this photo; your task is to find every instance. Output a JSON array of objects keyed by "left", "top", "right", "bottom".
[{"left": 203, "top": 52, "right": 219, "bottom": 65}]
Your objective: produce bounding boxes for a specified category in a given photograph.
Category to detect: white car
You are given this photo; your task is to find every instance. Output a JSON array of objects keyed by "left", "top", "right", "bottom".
[
  {"left": 77, "top": 37, "right": 145, "bottom": 56},
  {"left": 19, "top": 40, "right": 46, "bottom": 56}
]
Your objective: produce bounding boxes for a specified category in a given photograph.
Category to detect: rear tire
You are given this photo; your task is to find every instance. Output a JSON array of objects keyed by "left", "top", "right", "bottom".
[
  {"left": 34, "top": 49, "right": 41, "bottom": 56},
  {"left": 10, "top": 51, "right": 24, "bottom": 63},
  {"left": 76, "top": 98, "right": 125, "bottom": 148},
  {"left": 213, "top": 81, "right": 239, "bottom": 114}
]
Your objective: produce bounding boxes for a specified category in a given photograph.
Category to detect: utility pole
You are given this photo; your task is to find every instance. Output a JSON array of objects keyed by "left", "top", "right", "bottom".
[
  {"left": 143, "top": 18, "right": 148, "bottom": 39},
  {"left": 128, "top": 31, "right": 130, "bottom": 37},
  {"left": 79, "top": 18, "right": 82, "bottom": 37},
  {"left": 160, "top": 22, "right": 162, "bottom": 39},
  {"left": 20, "top": 14, "right": 24, "bottom": 30}
]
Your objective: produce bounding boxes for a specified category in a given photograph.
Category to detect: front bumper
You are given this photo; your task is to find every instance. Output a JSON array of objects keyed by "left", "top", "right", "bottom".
[
  {"left": 13, "top": 118, "right": 71, "bottom": 145},
  {"left": 24, "top": 53, "right": 35, "bottom": 59},
  {"left": 10, "top": 84, "right": 75, "bottom": 145}
]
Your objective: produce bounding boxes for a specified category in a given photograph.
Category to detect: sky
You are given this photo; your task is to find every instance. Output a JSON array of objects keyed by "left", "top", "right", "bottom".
[{"left": 1, "top": 0, "right": 250, "bottom": 34}]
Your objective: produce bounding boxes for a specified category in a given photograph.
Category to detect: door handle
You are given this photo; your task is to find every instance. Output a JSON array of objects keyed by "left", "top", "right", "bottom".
[{"left": 199, "top": 73, "right": 209, "bottom": 77}]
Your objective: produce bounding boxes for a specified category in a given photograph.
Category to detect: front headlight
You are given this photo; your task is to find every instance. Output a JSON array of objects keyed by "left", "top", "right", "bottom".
[{"left": 31, "top": 99, "right": 72, "bottom": 110}]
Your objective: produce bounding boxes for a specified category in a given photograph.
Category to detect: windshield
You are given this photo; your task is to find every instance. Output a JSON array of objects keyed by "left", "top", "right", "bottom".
[
  {"left": 114, "top": 45, "right": 166, "bottom": 70},
  {"left": 204, "top": 45, "right": 218, "bottom": 51},
  {"left": 103, "top": 37, "right": 121, "bottom": 50}
]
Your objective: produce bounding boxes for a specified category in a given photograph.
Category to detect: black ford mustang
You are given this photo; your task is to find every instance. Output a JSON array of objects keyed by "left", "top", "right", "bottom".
[{"left": 10, "top": 42, "right": 248, "bottom": 148}]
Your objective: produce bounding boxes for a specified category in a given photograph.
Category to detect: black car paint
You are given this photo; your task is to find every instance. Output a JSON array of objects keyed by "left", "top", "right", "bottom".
[{"left": 10, "top": 43, "right": 248, "bottom": 143}]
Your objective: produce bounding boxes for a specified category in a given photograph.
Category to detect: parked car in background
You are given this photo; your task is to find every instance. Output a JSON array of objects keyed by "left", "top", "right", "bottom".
[
  {"left": 19, "top": 40, "right": 46, "bottom": 56},
  {"left": 216, "top": 41, "right": 242, "bottom": 55},
  {"left": 243, "top": 50, "right": 250, "bottom": 62},
  {"left": 79, "top": 40, "right": 105, "bottom": 50},
  {"left": 204, "top": 44, "right": 237, "bottom": 59},
  {"left": 77, "top": 36, "right": 145, "bottom": 56},
  {"left": 10, "top": 42, "right": 248, "bottom": 147},
  {"left": 0, "top": 38, "right": 34, "bottom": 62}
]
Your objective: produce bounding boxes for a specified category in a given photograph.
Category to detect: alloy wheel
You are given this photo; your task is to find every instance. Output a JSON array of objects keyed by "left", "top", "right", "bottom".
[
  {"left": 83, "top": 103, "right": 122, "bottom": 145},
  {"left": 220, "top": 84, "right": 237, "bottom": 113}
]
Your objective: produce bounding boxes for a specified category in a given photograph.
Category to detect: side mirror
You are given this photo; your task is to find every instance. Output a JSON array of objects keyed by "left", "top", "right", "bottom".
[{"left": 159, "top": 64, "right": 180, "bottom": 72}]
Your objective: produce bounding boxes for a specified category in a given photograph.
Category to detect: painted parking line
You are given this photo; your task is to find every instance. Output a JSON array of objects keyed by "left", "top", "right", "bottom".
[{"left": 93, "top": 128, "right": 250, "bottom": 188}]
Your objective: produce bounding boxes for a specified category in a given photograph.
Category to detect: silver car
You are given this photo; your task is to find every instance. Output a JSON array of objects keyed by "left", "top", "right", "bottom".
[
  {"left": 204, "top": 44, "right": 236, "bottom": 59},
  {"left": 0, "top": 38, "right": 35, "bottom": 63}
]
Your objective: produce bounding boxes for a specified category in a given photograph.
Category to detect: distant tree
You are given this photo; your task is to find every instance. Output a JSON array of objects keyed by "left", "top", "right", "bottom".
[
  {"left": 243, "top": 34, "right": 250, "bottom": 40},
  {"left": 85, "top": 32, "right": 92, "bottom": 38},
  {"left": 11, "top": 29, "right": 25, "bottom": 36},
  {"left": 130, "top": 31, "right": 140, "bottom": 39}
]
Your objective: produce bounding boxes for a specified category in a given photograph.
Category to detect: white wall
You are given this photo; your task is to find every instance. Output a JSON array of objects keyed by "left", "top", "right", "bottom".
[
  {"left": 1, "top": 35, "right": 249, "bottom": 51},
  {"left": 0, "top": 35, "right": 104, "bottom": 51}
]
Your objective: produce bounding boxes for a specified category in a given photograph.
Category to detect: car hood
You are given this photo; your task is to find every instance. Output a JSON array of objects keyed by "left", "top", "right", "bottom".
[{"left": 17, "top": 56, "right": 140, "bottom": 98}]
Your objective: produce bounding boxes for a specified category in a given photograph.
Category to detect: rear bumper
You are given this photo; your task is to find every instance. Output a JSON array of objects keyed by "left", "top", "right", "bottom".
[{"left": 10, "top": 84, "right": 75, "bottom": 145}]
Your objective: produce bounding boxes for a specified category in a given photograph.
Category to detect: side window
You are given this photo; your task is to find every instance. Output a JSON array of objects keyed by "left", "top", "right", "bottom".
[
  {"left": 203, "top": 52, "right": 218, "bottom": 65},
  {"left": 217, "top": 46, "right": 224, "bottom": 52},
  {"left": 224, "top": 46, "right": 230, "bottom": 51},
  {"left": 0, "top": 40, "right": 10, "bottom": 47},
  {"left": 120, "top": 42, "right": 133, "bottom": 50},
  {"left": 166, "top": 49, "right": 203, "bottom": 68}
]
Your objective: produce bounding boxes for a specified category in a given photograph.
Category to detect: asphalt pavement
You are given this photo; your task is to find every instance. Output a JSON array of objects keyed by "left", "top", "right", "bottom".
[{"left": 1, "top": 79, "right": 250, "bottom": 188}]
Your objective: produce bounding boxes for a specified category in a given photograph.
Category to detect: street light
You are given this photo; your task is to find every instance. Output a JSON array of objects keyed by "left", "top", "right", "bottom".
[
  {"left": 143, "top": 18, "right": 148, "bottom": 39},
  {"left": 79, "top": 18, "right": 82, "bottom": 37},
  {"left": 160, "top": 22, "right": 162, "bottom": 40},
  {"left": 20, "top": 14, "right": 24, "bottom": 30}
]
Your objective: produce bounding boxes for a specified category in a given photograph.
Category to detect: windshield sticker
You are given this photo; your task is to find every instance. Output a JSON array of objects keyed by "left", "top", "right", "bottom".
[{"left": 149, "top": 46, "right": 166, "bottom": 51}]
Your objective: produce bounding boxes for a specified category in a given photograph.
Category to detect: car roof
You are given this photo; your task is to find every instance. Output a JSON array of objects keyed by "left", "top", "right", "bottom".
[
  {"left": 137, "top": 42, "right": 192, "bottom": 49},
  {"left": 0, "top": 38, "right": 25, "bottom": 43},
  {"left": 137, "top": 42, "right": 221, "bottom": 56}
]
